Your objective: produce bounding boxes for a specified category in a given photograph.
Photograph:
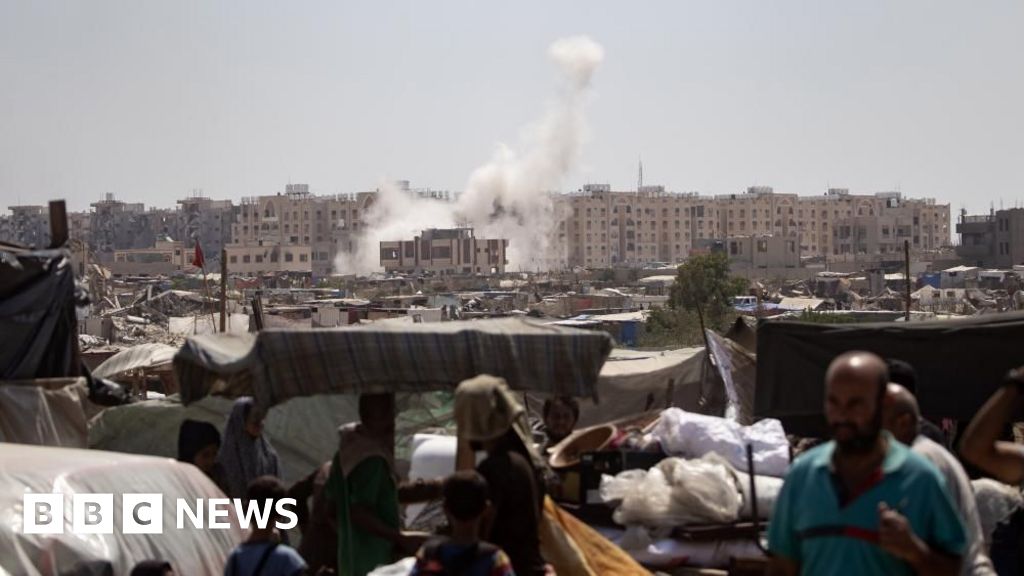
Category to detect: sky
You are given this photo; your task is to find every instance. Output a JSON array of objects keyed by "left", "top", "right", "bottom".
[{"left": 2, "top": 0, "right": 1022, "bottom": 215}]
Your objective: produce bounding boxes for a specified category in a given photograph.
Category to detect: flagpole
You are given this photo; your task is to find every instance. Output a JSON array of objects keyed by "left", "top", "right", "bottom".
[{"left": 192, "top": 240, "right": 217, "bottom": 333}]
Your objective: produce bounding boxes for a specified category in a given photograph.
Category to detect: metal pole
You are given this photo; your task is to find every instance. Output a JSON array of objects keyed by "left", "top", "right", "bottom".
[
  {"left": 904, "top": 239, "right": 912, "bottom": 321},
  {"left": 220, "top": 249, "right": 227, "bottom": 332}
]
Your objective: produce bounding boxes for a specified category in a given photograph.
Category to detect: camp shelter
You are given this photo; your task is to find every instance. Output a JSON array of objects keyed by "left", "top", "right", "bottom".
[
  {"left": 89, "top": 392, "right": 455, "bottom": 485},
  {"left": 174, "top": 317, "right": 613, "bottom": 409},
  {"left": 0, "top": 444, "right": 243, "bottom": 575},
  {"left": 0, "top": 245, "right": 80, "bottom": 380},
  {"left": 0, "top": 377, "right": 90, "bottom": 447},
  {"left": 756, "top": 311, "right": 1024, "bottom": 436}
]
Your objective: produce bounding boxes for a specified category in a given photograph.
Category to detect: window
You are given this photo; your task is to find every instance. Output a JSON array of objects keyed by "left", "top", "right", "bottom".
[
  {"left": 757, "top": 239, "right": 768, "bottom": 252},
  {"left": 229, "top": 255, "right": 237, "bottom": 264},
  {"left": 243, "top": 255, "right": 251, "bottom": 263},
  {"left": 255, "top": 255, "right": 263, "bottom": 263},
  {"left": 285, "top": 252, "right": 294, "bottom": 262},
  {"left": 300, "top": 254, "right": 308, "bottom": 262}
]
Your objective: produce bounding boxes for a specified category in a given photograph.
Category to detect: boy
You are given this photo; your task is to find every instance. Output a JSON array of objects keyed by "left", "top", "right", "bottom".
[{"left": 411, "top": 471, "right": 515, "bottom": 576}]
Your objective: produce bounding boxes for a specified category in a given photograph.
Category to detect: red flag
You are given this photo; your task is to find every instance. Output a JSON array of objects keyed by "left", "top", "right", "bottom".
[{"left": 191, "top": 240, "right": 205, "bottom": 269}]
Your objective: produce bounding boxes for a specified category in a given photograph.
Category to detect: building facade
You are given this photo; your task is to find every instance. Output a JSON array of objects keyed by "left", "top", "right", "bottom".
[
  {"left": 380, "top": 228, "right": 508, "bottom": 275},
  {"left": 109, "top": 240, "right": 190, "bottom": 276},
  {"left": 726, "top": 234, "right": 800, "bottom": 269},
  {"left": 957, "top": 208, "right": 1024, "bottom": 268},
  {"left": 558, "top": 185, "right": 950, "bottom": 268}
]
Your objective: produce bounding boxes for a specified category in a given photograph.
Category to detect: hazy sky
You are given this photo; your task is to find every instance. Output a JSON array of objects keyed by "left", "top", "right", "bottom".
[{"left": 2, "top": 0, "right": 1022, "bottom": 214}]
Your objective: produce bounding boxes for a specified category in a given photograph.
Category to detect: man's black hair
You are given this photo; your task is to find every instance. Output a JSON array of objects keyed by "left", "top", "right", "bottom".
[
  {"left": 443, "top": 470, "right": 489, "bottom": 522},
  {"left": 886, "top": 358, "right": 918, "bottom": 395},
  {"left": 542, "top": 395, "right": 580, "bottom": 422}
]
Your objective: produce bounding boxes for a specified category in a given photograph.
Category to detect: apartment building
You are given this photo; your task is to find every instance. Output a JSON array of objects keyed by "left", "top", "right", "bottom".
[
  {"left": 727, "top": 234, "right": 800, "bottom": 269},
  {"left": 559, "top": 185, "right": 950, "bottom": 268},
  {"left": 957, "top": 208, "right": 1024, "bottom": 268},
  {"left": 177, "top": 195, "right": 237, "bottom": 265},
  {"left": 228, "top": 183, "right": 374, "bottom": 278},
  {"left": 380, "top": 228, "right": 508, "bottom": 275},
  {"left": 110, "top": 240, "right": 190, "bottom": 276},
  {"left": 2, "top": 205, "right": 50, "bottom": 247}
]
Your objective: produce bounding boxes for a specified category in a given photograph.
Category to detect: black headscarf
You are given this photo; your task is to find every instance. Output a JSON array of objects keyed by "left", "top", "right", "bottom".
[{"left": 177, "top": 419, "right": 221, "bottom": 465}]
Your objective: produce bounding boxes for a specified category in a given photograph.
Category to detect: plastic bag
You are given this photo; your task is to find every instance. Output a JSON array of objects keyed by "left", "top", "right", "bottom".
[
  {"left": 600, "top": 453, "right": 742, "bottom": 527},
  {"left": 972, "top": 478, "right": 1024, "bottom": 544},
  {"left": 652, "top": 408, "right": 790, "bottom": 477}
]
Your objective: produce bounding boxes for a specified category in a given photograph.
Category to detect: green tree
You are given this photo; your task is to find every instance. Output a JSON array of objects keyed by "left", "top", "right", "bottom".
[{"left": 669, "top": 252, "right": 747, "bottom": 331}]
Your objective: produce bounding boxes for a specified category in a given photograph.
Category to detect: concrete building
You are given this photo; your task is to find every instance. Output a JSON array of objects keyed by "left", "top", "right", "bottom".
[
  {"left": 109, "top": 240, "right": 190, "bottom": 276},
  {"left": 89, "top": 194, "right": 176, "bottom": 261},
  {"left": 228, "top": 183, "right": 374, "bottom": 278},
  {"left": 559, "top": 185, "right": 950, "bottom": 268},
  {"left": 177, "top": 195, "right": 237, "bottom": 266},
  {"left": 2, "top": 205, "right": 49, "bottom": 247},
  {"left": 380, "top": 228, "right": 508, "bottom": 275},
  {"left": 726, "top": 234, "right": 800, "bottom": 269},
  {"left": 957, "top": 208, "right": 1024, "bottom": 268}
]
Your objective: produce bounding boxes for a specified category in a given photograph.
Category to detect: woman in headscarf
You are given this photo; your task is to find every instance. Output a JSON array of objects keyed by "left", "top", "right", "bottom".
[
  {"left": 218, "top": 397, "right": 281, "bottom": 499},
  {"left": 177, "top": 419, "right": 228, "bottom": 493},
  {"left": 454, "top": 375, "right": 549, "bottom": 576}
]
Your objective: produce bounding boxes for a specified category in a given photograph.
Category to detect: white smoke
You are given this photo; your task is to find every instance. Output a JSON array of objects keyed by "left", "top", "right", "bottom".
[
  {"left": 332, "top": 181, "right": 458, "bottom": 275},
  {"left": 334, "top": 35, "right": 604, "bottom": 275}
]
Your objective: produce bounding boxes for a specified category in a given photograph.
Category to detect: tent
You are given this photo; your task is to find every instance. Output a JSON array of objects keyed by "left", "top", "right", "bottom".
[
  {"left": 0, "top": 378, "right": 89, "bottom": 447},
  {"left": 92, "top": 343, "right": 178, "bottom": 379},
  {"left": 755, "top": 311, "right": 1024, "bottom": 436},
  {"left": 0, "top": 444, "right": 242, "bottom": 575},
  {"left": 0, "top": 246, "right": 80, "bottom": 379},
  {"left": 174, "top": 318, "right": 613, "bottom": 409}
]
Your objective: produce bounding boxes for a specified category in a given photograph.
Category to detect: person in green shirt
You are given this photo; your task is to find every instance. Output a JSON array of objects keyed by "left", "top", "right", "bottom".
[{"left": 325, "top": 393, "right": 438, "bottom": 576}]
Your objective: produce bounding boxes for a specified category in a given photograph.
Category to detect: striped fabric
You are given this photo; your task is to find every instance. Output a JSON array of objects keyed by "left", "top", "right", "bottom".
[{"left": 175, "top": 318, "right": 613, "bottom": 409}]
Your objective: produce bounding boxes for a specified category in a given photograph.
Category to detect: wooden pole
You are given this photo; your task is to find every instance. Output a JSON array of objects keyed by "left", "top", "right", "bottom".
[
  {"left": 48, "top": 200, "right": 68, "bottom": 248},
  {"left": 220, "top": 249, "right": 227, "bottom": 332},
  {"left": 904, "top": 239, "right": 912, "bottom": 322}
]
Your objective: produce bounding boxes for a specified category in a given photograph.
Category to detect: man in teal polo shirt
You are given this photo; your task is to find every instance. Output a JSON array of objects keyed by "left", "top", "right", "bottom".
[{"left": 767, "top": 351, "right": 966, "bottom": 576}]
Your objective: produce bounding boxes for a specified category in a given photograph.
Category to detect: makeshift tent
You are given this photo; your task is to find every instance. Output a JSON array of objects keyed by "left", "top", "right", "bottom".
[
  {"left": 89, "top": 392, "right": 455, "bottom": 486},
  {"left": 526, "top": 336, "right": 756, "bottom": 428},
  {"left": 174, "top": 318, "right": 613, "bottom": 408},
  {"left": 0, "top": 246, "right": 80, "bottom": 379},
  {"left": 92, "top": 343, "right": 178, "bottom": 379},
  {"left": 756, "top": 311, "right": 1024, "bottom": 436},
  {"left": 0, "top": 378, "right": 89, "bottom": 447},
  {"left": 0, "top": 444, "right": 243, "bottom": 575}
]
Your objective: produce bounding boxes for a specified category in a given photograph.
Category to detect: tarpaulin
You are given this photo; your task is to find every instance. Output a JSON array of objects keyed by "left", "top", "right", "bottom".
[
  {"left": 0, "top": 444, "right": 243, "bottom": 576},
  {"left": 174, "top": 318, "right": 613, "bottom": 409},
  {"left": 0, "top": 247, "right": 79, "bottom": 379},
  {"left": 755, "top": 312, "right": 1024, "bottom": 436},
  {"left": 0, "top": 378, "right": 89, "bottom": 448}
]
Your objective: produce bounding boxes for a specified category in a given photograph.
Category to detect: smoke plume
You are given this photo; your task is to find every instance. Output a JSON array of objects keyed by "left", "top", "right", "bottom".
[{"left": 334, "top": 35, "right": 603, "bottom": 275}]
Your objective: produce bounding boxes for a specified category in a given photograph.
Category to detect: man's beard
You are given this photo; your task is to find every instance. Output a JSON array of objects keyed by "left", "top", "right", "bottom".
[{"left": 832, "top": 410, "right": 883, "bottom": 454}]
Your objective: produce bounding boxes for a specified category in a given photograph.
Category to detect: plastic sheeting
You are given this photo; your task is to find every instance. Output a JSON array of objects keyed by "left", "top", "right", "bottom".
[
  {"left": 0, "top": 247, "right": 80, "bottom": 380},
  {"left": 0, "top": 378, "right": 89, "bottom": 448},
  {"left": 92, "top": 344, "right": 178, "bottom": 379},
  {"left": 756, "top": 312, "right": 1024, "bottom": 435},
  {"left": 89, "top": 393, "right": 456, "bottom": 486},
  {"left": 651, "top": 408, "right": 790, "bottom": 477},
  {"left": 600, "top": 454, "right": 743, "bottom": 527},
  {"left": 174, "top": 318, "right": 612, "bottom": 410},
  {"left": 0, "top": 444, "right": 243, "bottom": 575}
]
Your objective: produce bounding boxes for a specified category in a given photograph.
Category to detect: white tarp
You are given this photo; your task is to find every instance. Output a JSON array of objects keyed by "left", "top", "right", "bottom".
[
  {"left": 168, "top": 314, "right": 249, "bottom": 336},
  {"left": 92, "top": 343, "right": 178, "bottom": 379},
  {"left": 0, "top": 444, "right": 243, "bottom": 575},
  {"left": 0, "top": 378, "right": 89, "bottom": 448},
  {"left": 528, "top": 348, "right": 706, "bottom": 429},
  {"left": 652, "top": 408, "right": 790, "bottom": 477}
]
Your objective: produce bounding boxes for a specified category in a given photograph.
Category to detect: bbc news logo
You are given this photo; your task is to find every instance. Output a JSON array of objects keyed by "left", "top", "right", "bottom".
[{"left": 22, "top": 494, "right": 298, "bottom": 535}]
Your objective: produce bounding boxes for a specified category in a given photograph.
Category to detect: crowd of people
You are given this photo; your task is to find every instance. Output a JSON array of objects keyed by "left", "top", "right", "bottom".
[{"left": 147, "top": 354, "right": 1024, "bottom": 576}]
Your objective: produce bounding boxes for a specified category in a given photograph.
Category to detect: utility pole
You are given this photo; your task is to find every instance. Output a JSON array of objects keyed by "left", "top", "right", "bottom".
[
  {"left": 904, "top": 239, "right": 912, "bottom": 322},
  {"left": 220, "top": 248, "right": 227, "bottom": 332}
]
